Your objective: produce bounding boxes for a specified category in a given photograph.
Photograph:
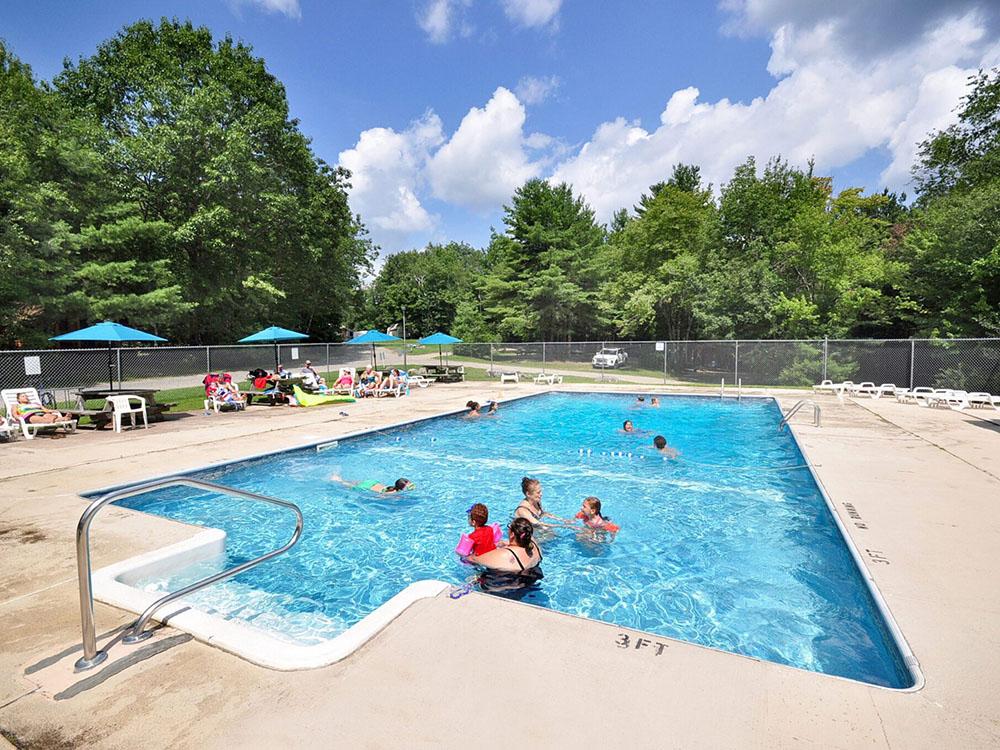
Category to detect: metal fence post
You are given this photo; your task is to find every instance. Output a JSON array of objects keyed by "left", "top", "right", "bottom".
[
  {"left": 206, "top": 346, "right": 211, "bottom": 373},
  {"left": 734, "top": 340, "right": 739, "bottom": 384},
  {"left": 662, "top": 343, "right": 667, "bottom": 385},
  {"left": 326, "top": 343, "right": 331, "bottom": 375},
  {"left": 909, "top": 338, "right": 915, "bottom": 389},
  {"left": 116, "top": 349, "right": 122, "bottom": 389},
  {"left": 490, "top": 343, "right": 494, "bottom": 376},
  {"left": 542, "top": 341, "right": 546, "bottom": 374},
  {"left": 822, "top": 336, "right": 828, "bottom": 381}
]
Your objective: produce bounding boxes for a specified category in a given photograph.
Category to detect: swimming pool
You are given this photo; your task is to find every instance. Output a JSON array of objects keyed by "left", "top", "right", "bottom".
[{"left": 100, "top": 392, "right": 914, "bottom": 688}]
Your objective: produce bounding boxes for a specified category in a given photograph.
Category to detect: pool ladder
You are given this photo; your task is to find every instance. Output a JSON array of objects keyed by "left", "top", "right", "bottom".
[
  {"left": 74, "top": 476, "right": 303, "bottom": 671},
  {"left": 779, "top": 399, "right": 821, "bottom": 431}
]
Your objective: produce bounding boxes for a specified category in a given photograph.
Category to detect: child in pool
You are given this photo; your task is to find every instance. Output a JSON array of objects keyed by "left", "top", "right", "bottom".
[
  {"left": 653, "top": 435, "right": 679, "bottom": 459},
  {"left": 575, "top": 496, "right": 619, "bottom": 538},
  {"left": 466, "top": 502, "right": 498, "bottom": 555},
  {"left": 330, "top": 475, "right": 414, "bottom": 494}
]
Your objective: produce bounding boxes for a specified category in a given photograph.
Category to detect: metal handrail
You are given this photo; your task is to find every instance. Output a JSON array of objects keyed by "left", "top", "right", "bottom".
[
  {"left": 778, "top": 399, "right": 821, "bottom": 430},
  {"left": 75, "top": 476, "right": 303, "bottom": 671}
]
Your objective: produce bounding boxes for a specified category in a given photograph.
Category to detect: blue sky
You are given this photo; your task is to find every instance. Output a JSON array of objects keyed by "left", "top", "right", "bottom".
[{"left": 2, "top": 1, "right": 999, "bottom": 257}]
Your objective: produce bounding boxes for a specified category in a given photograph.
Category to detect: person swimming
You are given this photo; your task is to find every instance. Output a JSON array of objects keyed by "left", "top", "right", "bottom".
[
  {"left": 465, "top": 400, "right": 481, "bottom": 417},
  {"left": 330, "top": 475, "right": 414, "bottom": 494},
  {"left": 621, "top": 419, "right": 635, "bottom": 433},
  {"left": 653, "top": 435, "right": 679, "bottom": 458},
  {"left": 650, "top": 397, "right": 661, "bottom": 407}
]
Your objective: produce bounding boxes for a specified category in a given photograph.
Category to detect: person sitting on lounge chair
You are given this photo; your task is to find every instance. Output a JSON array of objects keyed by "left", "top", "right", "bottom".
[
  {"left": 217, "top": 382, "right": 246, "bottom": 409},
  {"left": 356, "top": 367, "right": 380, "bottom": 397},
  {"left": 11, "top": 393, "right": 73, "bottom": 433}
]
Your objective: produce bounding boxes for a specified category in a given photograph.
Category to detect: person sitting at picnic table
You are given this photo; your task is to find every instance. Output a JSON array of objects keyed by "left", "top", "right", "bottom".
[{"left": 11, "top": 393, "right": 74, "bottom": 434}]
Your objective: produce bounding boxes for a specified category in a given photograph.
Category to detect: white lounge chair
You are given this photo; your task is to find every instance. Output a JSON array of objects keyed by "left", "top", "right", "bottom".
[
  {"left": 812, "top": 380, "right": 837, "bottom": 393},
  {"left": 915, "top": 389, "right": 955, "bottom": 408},
  {"left": 851, "top": 382, "right": 879, "bottom": 397},
  {"left": 204, "top": 384, "right": 247, "bottom": 414},
  {"left": 106, "top": 394, "right": 148, "bottom": 432},
  {"left": 0, "top": 414, "right": 15, "bottom": 441},
  {"left": 376, "top": 378, "right": 405, "bottom": 398},
  {"left": 869, "top": 383, "right": 900, "bottom": 400},
  {"left": 533, "top": 373, "right": 563, "bottom": 385},
  {"left": 895, "top": 386, "right": 932, "bottom": 404},
  {"left": 1, "top": 387, "right": 77, "bottom": 439},
  {"left": 831, "top": 380, "right": 855, "bottom": 397},
  {"left": 500, "top": 372, "right": 519, "bottom": 384},
  {"left": 332, "top": 367, "right": 357, "bottom": 395},
  {"left": 965, "top": 392, "right": 1000, "bottom": 411},
  {"left": 404, "top": 372, "right": 433, "bottom": 388}
]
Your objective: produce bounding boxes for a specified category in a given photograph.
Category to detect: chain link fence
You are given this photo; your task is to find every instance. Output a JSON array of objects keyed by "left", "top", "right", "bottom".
[{"left": 2, "top": 338, "right": 998, "bottom": 397}]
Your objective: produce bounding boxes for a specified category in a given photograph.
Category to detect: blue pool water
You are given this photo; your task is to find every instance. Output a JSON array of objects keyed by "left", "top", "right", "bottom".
[{"left": 111, "top": 392, "right": 911, "bottom": 688}]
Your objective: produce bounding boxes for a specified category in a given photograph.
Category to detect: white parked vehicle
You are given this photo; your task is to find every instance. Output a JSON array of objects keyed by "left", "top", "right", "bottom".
[{"left": 592, "top": 347, "right": 629, "bottom": 369}]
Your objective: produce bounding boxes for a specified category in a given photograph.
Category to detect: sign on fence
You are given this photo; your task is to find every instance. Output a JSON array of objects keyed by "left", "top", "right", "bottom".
[{"left": 23, "top": 356, "right": 40, "bottom": 376}]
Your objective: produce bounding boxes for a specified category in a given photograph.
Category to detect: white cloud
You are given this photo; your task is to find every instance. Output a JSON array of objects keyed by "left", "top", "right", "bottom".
[
  {"left": 427, "top": 87, "right": 542, "bottom": 210},
  {"left": 417, "top": 0, "right": 473, "bottom": 43},
  {"left": 501, "top": 0, "right": 562, "bottom": 28},
  {"left": 228, "top": 0, "right": 301, "bottom": 19},
  {"left": 515, "top": 74, "right": 560, "bottom": 104},
  {"left": 550, "top": 8, "right": 997, "bottom": 219},
  {"left": 338, "top": 113, "right": 445, "bottom": 249}
]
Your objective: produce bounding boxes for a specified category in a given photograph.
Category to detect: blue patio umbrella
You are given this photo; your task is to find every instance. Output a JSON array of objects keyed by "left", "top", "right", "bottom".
[
  {"left": 238, "top": 326, "right": 309, "bottom": 370},
  {"left": 346, "top": 329, "right": 400, "bottom": 368},
  {"left": 418, "top": 332, "right": 463, "bottom": 366},
  {"left": 50, "top": 321, "right": 168, "bottom": 390}
]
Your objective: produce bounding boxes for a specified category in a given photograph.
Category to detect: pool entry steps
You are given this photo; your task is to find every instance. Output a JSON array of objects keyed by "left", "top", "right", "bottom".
[{"left": 74, "top": 477, "right": 303, "bottom": 671}]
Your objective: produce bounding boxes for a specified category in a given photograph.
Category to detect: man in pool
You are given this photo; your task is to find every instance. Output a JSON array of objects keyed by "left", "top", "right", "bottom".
[
  {"left": 621, "top": 419, "right": 635, "bottom": 433},
  {"left": 653, "top": 435, "right": 679, "bottom": 459},
  {"left": 329, "top": 475, "right": 414, "bottom": 494}
]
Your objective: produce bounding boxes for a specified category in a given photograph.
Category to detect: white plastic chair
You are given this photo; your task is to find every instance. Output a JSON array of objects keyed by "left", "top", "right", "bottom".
[
  {"left": 500, "top": 372, "right": 519, "bottom": 384},
  {"left": 106, "top": 395, "right": 148, "bottom": 432}
]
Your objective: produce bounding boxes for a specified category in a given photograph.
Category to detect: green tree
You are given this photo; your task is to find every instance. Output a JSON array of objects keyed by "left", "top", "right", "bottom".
[
  {"left": 482, "top": 179, "right": 606, "bottom": 340},
  {"left": 913, "top": 68, "right": 1000, "bottom": 201},
  {"left": 52, "top": 19, "right": 372, "bottom": 343},
  {"left": 364, "top": 242, "right": 485, "bottom": 336}
]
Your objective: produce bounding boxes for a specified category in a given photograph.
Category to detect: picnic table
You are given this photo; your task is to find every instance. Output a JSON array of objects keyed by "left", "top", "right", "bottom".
[
  {"left": 242, "top": 376, "right": 307, "bottom": 406},
  {"left": 419, "top": 365, "right": 465, "bottom": 383},
  {"left": 73, "top": 388, "right": 175, "bottom": 426}
]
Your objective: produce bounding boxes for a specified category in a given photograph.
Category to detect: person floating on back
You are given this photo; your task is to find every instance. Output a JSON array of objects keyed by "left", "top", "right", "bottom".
[{"left": 653, "top": 435, "right": 679, "bottom": 459}]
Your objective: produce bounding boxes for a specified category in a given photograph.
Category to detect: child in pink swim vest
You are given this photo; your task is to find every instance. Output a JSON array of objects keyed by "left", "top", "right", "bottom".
[
  {"left": 575, "top": 496, "right": 619, "bottom": 538},
  {"left": 466, "top": 503, "right": 498, "bottom": 555}
]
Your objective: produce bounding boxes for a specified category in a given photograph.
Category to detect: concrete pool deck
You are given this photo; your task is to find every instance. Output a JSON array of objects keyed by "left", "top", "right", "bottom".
[{"left": 1, "top": 384, "right": 998, "bottom": 748}]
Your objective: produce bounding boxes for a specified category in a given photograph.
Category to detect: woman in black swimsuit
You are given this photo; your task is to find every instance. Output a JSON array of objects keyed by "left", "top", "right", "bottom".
[
  {"left": 467, "top": 518, "right": 543, "bottom": 594},
  {"left": 513, "top": 477, "right": 570, "bottom": 530}
]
